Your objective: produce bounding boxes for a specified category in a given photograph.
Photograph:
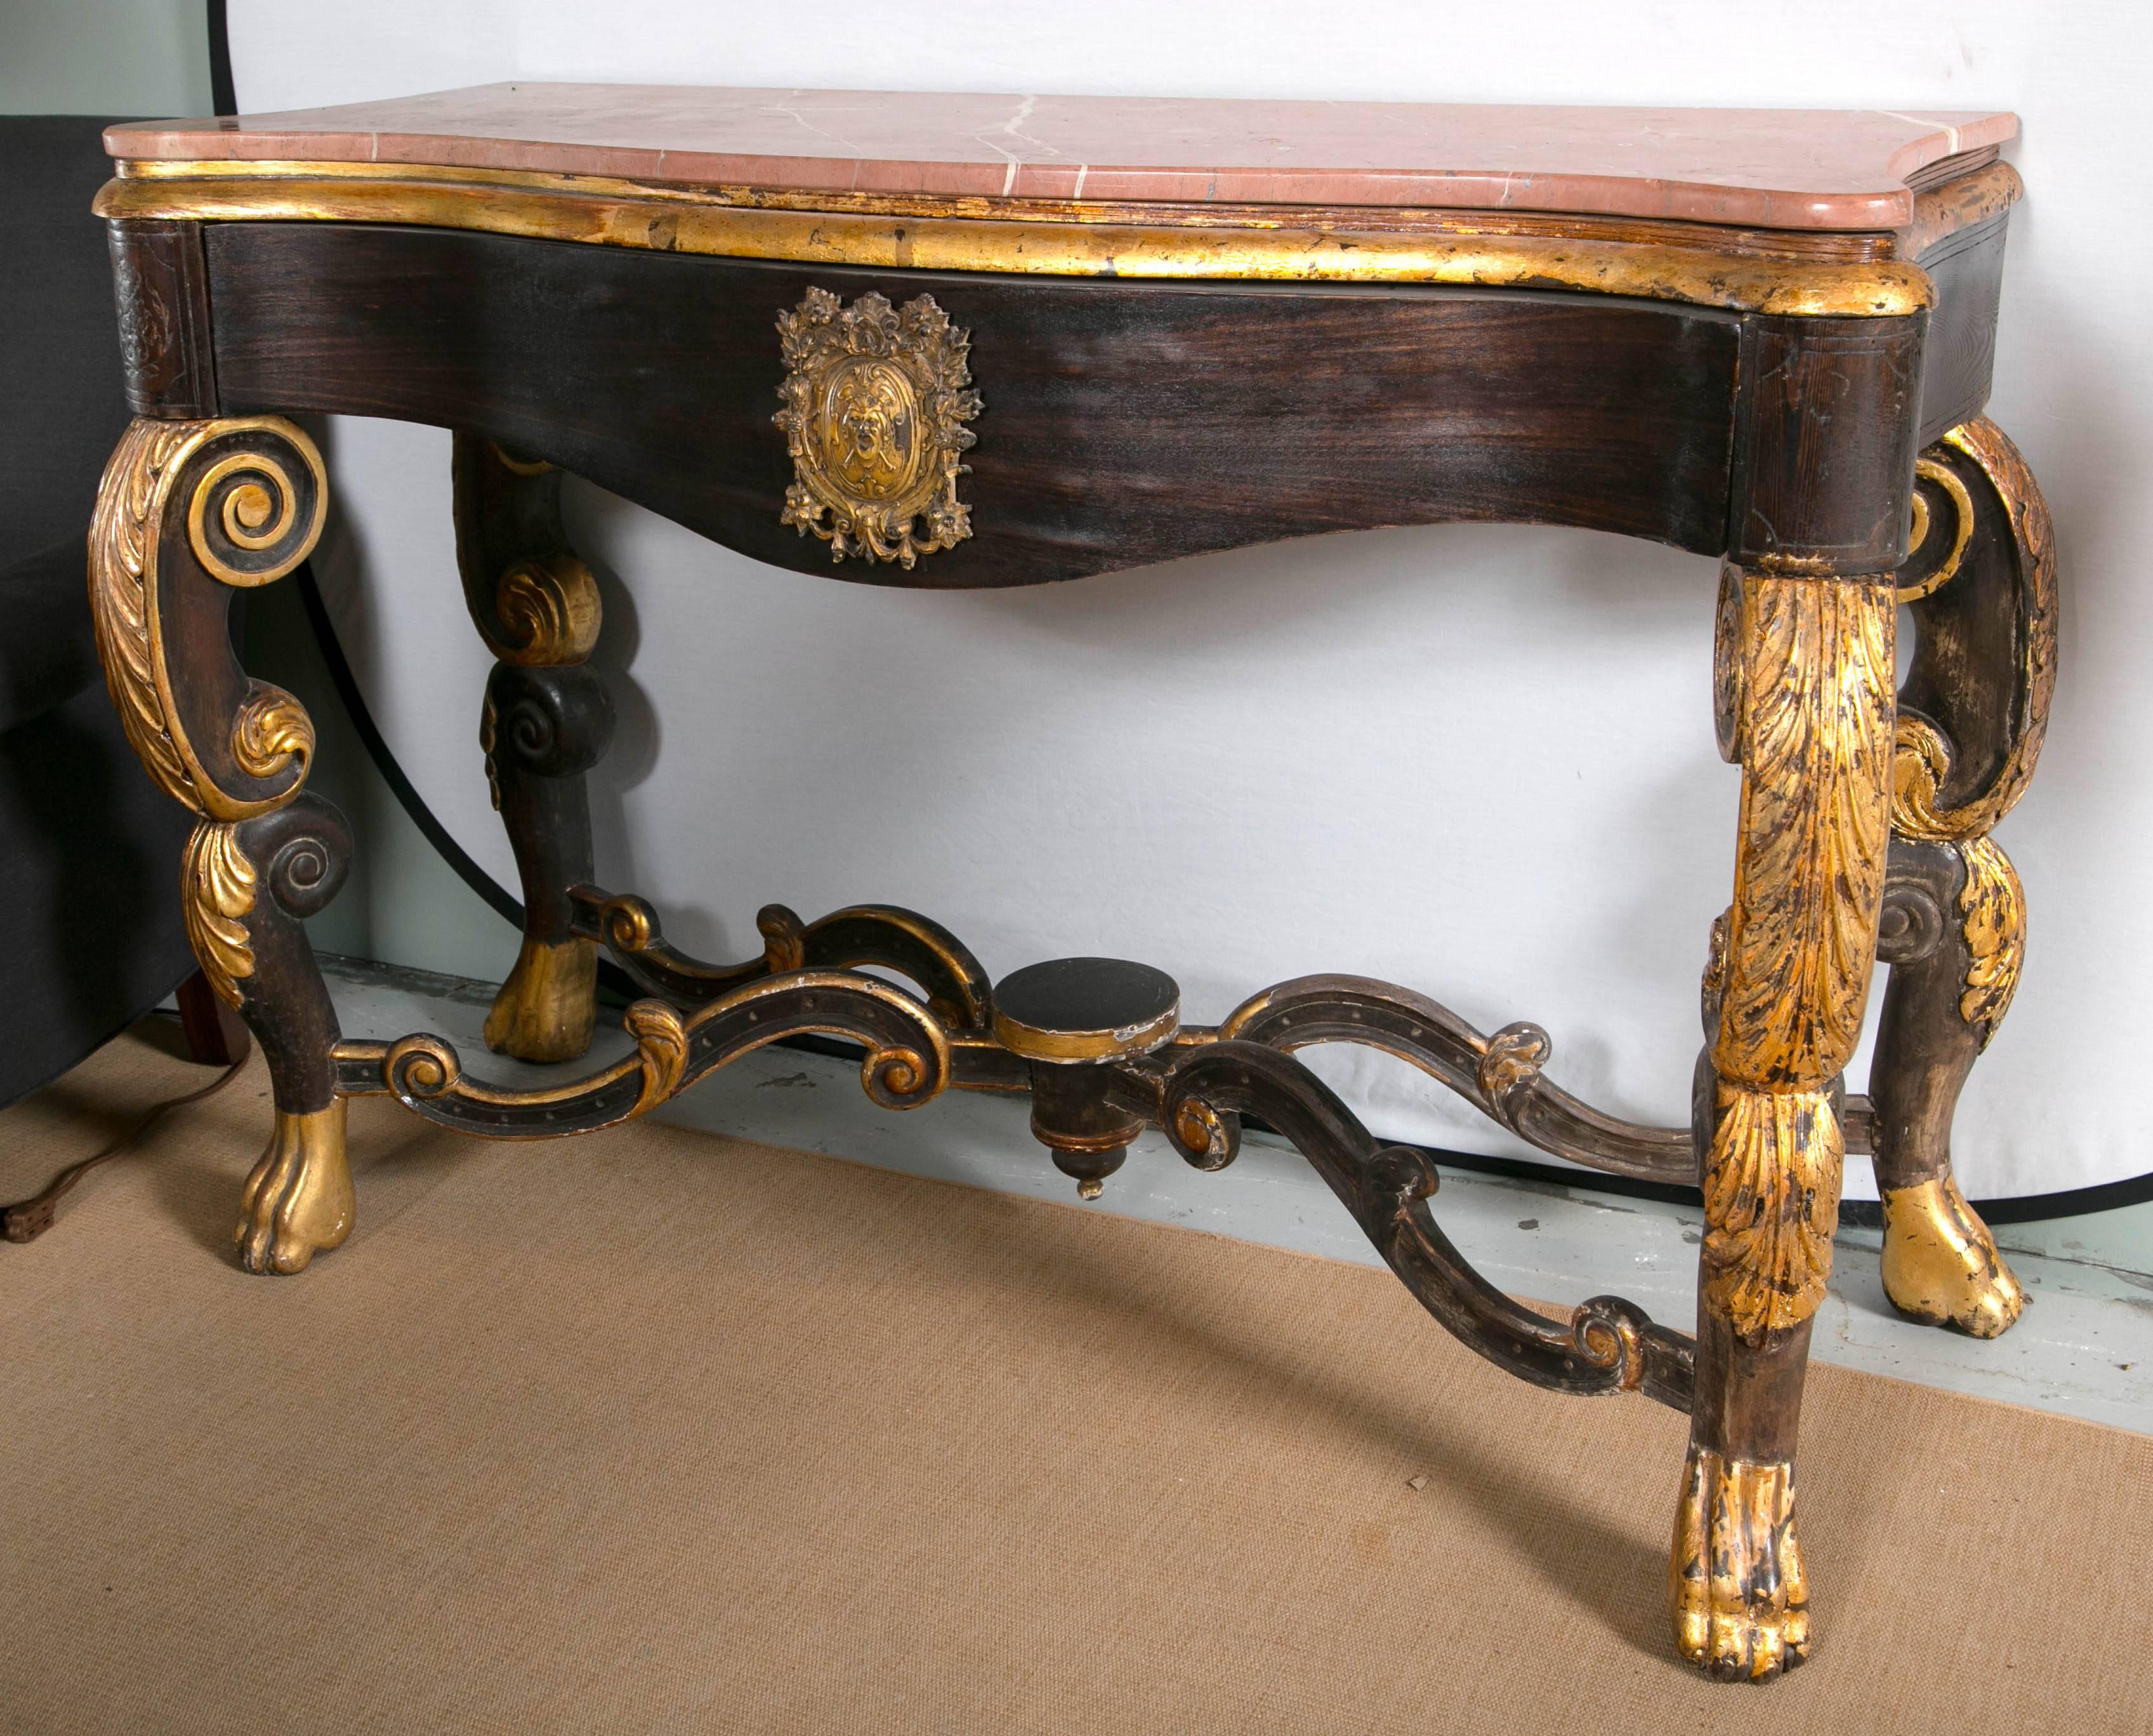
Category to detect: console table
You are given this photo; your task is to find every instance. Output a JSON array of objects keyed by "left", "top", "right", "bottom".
[{"left": 88, "top": 86, "right": 2051, "bottom": 1682}]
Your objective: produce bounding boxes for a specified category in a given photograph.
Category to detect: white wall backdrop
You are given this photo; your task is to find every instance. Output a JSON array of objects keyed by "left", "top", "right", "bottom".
[{"left": 231, "top": 0, "right": 2150, "bottom": 1200}]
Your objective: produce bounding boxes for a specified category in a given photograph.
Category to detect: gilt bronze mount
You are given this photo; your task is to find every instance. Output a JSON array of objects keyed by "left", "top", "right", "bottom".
[{"left": 774, "top": 287, "right": 981, "bottom": 567}]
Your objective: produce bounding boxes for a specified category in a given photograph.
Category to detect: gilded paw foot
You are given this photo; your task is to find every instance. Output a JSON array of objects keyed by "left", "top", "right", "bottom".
[
  {"left": 484, "top": 935, "right": 598, "bottom": 1063},
  {"left": 1880, "top": 1176, "right": 2025, "bottom": 1338},
  {"left": 1669, "top": 1446, "right": 1809, "bottom": 1681},
  {"left": 235, "top": 1101, "right": 353, "bottom": 1275}
]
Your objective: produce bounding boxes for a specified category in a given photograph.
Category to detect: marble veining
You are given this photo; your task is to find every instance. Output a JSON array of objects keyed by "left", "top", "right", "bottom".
[{"left": 107, "top": 84, "right": 2019, "bottom": 231}]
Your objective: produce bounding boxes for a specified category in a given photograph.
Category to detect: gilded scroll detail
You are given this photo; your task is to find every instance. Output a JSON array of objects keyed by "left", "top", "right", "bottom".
[
  {"left": 385, "top": 1034, "right": 461, "bottom": 1100},
  {"left": 1958, "top": 835, "right": 2025, "bottom": 1047},
  {"left": 1890, "top": 418, "right": 2057, "bottom": 843},
  {"left": 626, "top": 999, "right": 690, "bottom": 1115},
  {"left": 774, "top": 288, "right": 981, "bottom": 567},
  {"left": 1701, "top": 1084, "right": 1841, "bottom": 1339},
  {"left": 1895, "top": 457, "right": 1973, "bottom": 604},
  {"left": 232, "top": 685, "right": 315, "bottom": 781},
  {"left": 182, "top": 820, "right": 258, "bottom": 1008},
  {"left": 1477, "top": 1022, "right": 1551, "bottom": 1131},
  {"left": 185, "top": 442, "right": 327, "bottom": 587},
  {"left": 88, "top": 416, "right": 327, "bottom": 822},
  {"left": 491, "top": 553, "right": 602, "bottom": 666},
  {"left": 1713, "top": 575, "right": 1898, "bottom": 1089}
]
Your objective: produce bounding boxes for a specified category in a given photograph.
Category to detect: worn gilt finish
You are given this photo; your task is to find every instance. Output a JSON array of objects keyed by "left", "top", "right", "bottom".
[
  {"left": 1713, "top": 594, "right": 1892, "bottom": 1092},
  {"left": 775, "top": 288, "right": 981, "bottom": 567},
  {"left": 98, "top": 162, "right": 1939, "bottom": 319},
  {"left": 1879, "top": 1175, "right": 2027, "bottom": 1337},
  {"left": 1703, "top": 567, "right": 1895, "bottom": 1350},
  {"left": 1957, "top": 836, "right": 2026, "bottom": 1045},
  {"left": 1671, "top": 1449, "right": 1808, "bottom": 1682},
  {"left": 88, "top": 91, "right": 2054, "bottom": 1685},
  {"left": 1700, "top": 1085, "right": 1846, "bottom": 1343},
  {"left": 1891, "top": 419, "right": 2057, "bottom": 845},
  {"left": 1864, "top": 414, "right": 2055, "bottom": 1339},
  {"left": 1681, "top": 568, "right": 1896, "bottom": 1679},
  {"left": 1896, "top": 459, "right": 1973, "bottom": 603},
  {"left": 485, "top": 936, "right": 600, "bottom": 1062},
  {"left": 1711, "top": 574, "right": 1897, "bottom": 1108}
]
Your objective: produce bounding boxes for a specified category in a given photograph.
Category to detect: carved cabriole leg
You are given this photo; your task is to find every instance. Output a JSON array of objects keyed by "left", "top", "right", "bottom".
[
  {"left": 454, "top": 434, "right": 613, "bottom": 1063},
  {"left": 212, "top": 798, "right": 357, "bottom": 1272},
  {"left": 479, "top": 661, "right": 616, "bottom": 1058},
  {"left": 88, "top": 415, "right": 354, "bottom": 1274},
  {"left": 1871, "top": 417, "right": 2054, "bottom": 1336},
  {"left": 1871, "top": 840, "right": 2027, "bottom": 1334},
  {"left": 1678, "top": 567, "right": 1897, "bottom": 1680}
]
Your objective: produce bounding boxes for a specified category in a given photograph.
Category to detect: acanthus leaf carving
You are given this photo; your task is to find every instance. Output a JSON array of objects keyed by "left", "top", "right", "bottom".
[
  {"left": 1958, "top": 835, "right": 2025, "bottom": 1048},
  {"left": 182, "top": 820, "right": 258, "bottom": 1008},
  {"left": 1701, "top": 1084, "right": 1841, "bottom": 1341},
  {"left": 1713, "top": 574, "right": 1897, "bottom": 1090},
  {"left": 232, "top": 684, "right": 315, "bottom": 782},
  {"left": 626, "top": 999, "right": 690, "bottom": 1115},
  {"left": 90, "top": 419, "right": 206, "bottom": 815}
]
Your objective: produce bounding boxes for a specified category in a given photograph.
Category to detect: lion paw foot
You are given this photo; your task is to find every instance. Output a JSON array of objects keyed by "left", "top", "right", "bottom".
[
  {"left": 1881, "top": 1176, "right": 2025, "bottom": 1338},
  {"left": 235, "top": 1102, "right": 353, "bottom": 1275},
  {"left": 1670, "top": 1447, "right": 1809, "bottom": 1682}
]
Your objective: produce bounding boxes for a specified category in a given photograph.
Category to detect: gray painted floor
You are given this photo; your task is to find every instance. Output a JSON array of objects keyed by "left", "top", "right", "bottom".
[{"left": 317, "top": 954, "right": 2153, "bottom": 1437}]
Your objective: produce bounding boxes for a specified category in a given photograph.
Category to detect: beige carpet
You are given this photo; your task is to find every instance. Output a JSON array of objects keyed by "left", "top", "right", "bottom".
[{"left": 3, "top": 1025, "right": 2147, "bottom": 1735}]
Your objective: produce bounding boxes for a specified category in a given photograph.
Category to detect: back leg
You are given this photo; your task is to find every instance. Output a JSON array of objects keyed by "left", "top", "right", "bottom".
[
  {"left": 1873, "top": 417, "right": 2054, "bottom": 1338},
  {"left": 1870, "top": 839, "right": 2025, "bottom": 1337}
]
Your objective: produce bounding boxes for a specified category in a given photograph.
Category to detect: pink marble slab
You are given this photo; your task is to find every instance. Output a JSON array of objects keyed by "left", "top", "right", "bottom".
[{"left": 106, "top": 85, "right": 2017, "bottom": 232}]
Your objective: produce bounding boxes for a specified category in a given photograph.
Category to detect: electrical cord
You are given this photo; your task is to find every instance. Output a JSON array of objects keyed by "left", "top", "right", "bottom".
[{"left": 2, "top": 1055, "right": 248, "bottom": 1242}]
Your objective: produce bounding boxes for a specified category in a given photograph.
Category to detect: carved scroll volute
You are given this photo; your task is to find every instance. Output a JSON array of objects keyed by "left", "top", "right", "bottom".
[
  {"left": 88, "top": 416, "right": 327, "bottom": 824},
  {"left": 451, "top": 434, "right": 602, "bottom": 666},
  {"left": 1892, "top": 417, "right": 2057, "bottom": 843},
  {"left": 1884, "top": 417, "right": 2052, "bottom": 1049},
  {"left": 1706, "top": 572, "right": 1897, "bottom": 1343}
]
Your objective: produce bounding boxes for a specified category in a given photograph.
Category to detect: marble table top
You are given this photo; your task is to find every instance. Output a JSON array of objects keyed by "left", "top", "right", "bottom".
[{"left": 106, "top": 85, "right": 2016, "bottom": 232}]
